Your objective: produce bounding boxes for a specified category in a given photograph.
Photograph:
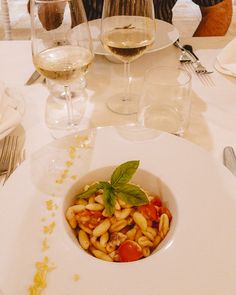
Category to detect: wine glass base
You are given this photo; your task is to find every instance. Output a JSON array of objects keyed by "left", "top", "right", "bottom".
[
  {"left": 47, "top": 115, "right": 92, "bottom": 139},
  {"left": 48, "top": 127, "right": 80, "bottom": 139},
  {"left": 106, "top": 93, "right": 139, "bottom": 115},
  {"left": 45, "top": 92, "right": 89, "bottom": 138}
]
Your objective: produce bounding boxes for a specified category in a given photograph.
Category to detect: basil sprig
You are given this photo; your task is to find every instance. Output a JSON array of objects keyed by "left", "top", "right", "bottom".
[{"left": 75, "top": 160, "right": 149, "bottom": 215}]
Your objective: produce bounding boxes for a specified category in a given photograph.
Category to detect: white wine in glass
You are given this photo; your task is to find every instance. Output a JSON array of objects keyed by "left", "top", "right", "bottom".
[
  {"left": 30, "top": 0, "right": 94, "bottom": 131},
  {"left": 101, "top": 0, "right": 155, "bottom": 115}
]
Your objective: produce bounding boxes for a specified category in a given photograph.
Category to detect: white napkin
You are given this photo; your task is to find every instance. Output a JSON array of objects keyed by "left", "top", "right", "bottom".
[
  {"left": 0, "top": 85, "right": 24, "bottom": 139},
  {"left": 216, "top": 38, "right": 236, "bottom": 76}
]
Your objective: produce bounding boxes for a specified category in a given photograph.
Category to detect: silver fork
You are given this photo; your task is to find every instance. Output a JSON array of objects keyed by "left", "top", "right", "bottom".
[
  {"left": 0, "top": 135, "right": 19, "bottom": 184},
  {"left": 178, "top": 52, "right": 195, "bottom": 75},
  {"left": 183, "top": 45, "right": 213, "bottom": 74},
  {"left": 182, "top": 44, "right": 215, "bottom": 86},
  {"left": 179, "top": 50, "right": 192, "bottom": 64},
  {"left": 175, "top": 41, "right": 214, "bottom": 86}
]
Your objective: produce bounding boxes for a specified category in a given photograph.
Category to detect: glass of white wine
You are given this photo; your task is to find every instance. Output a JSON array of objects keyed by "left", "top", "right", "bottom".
[
  {"left": 30, "top": 0, "right": 94, "bottom": 133},
  {"left": 101, "top": 0, "right": 155, "bottom": 115}
]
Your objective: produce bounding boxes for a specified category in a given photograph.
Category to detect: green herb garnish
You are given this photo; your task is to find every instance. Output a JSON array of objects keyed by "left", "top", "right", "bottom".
[{"left": 75, "top": 160, "right": 149, "bottom": 216}]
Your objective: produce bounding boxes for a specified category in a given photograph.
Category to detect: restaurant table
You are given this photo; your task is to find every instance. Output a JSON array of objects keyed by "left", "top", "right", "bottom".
[
  {"left": 1, "top": 37, "right": 236, "bottom": 295},
  {"left": 0, "top": 36, "right": 235, "bottom": 166}
]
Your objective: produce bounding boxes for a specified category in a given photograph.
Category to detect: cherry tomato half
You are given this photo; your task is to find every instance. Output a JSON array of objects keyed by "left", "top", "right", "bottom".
[
  {"left": 118, "top": 240, "right": 143, "bottom": 262},
  {"left": 150, "top": 196, "right": 162, "bottom": 207},
  {"left": 138, "top": 204, "right": 158, "bottom": 221}
]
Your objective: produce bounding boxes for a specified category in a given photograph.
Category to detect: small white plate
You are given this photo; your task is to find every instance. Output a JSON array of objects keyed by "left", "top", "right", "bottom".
[
  {"left": 0, "top": 126, "right": 236, "bottom": 295},
  {"left": 0, "top": 87, "right": 25, "bottom": 140},
  {"left": 89, "top": 19, "right": 179, "bottom": 56}
]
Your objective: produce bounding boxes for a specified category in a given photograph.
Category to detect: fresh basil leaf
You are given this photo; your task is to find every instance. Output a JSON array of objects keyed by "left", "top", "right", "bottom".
[
  {"left": 99, "top": 181, "right": 111, "bottom": 189},
  {"left": 102, "top": 187, "right": 116, "bottom": 216},
  {"left": 75, "top": 182, "right": 103, "bottom": 199},
  {"left": 116, "top": 183, "right": 149, "bottom": 206},
  {"left": 111, "top": 160, "right": 140, "bottom": 188}
]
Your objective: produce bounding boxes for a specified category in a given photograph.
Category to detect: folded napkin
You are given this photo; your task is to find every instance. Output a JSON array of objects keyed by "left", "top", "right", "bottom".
[
  {"left": 0, "top": 84, "right": 24, "bottom": 140},
  {"left": 216, "top": 38, "right": 236, "bottom": 76}
]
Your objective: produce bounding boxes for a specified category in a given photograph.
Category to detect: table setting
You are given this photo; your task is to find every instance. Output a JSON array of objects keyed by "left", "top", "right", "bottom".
[{"left": 0, "top": 0, "right": 236, "bottom": 294}]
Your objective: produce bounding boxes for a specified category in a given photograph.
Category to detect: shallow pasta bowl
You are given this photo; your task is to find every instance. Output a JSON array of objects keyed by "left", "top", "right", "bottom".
[
  {"left": 0, "top": 126, "right": 236, "bottom": 294},
  {"left": 63, "top": 165, "right": 177, "bottom": 261}
]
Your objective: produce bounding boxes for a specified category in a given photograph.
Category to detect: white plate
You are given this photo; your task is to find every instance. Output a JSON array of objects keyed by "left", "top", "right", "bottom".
[
  {"left": 0, "top": 126, "right": 236, "bottom": 295},
  {"left": 0, "top": 87, "right": 25, "bottom": 140},
  {"left": 89, "top": 19, "right": 179, "bottom": 55}
]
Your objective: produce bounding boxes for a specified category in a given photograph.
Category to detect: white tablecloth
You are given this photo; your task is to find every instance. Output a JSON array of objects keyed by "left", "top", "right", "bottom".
[{"left": 0, "top": 37, "right": 235, "bottom": 164}]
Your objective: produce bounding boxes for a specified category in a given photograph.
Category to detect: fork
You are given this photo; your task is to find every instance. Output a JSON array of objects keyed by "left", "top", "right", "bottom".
[
  {"left": 183, "top": 45, "right": 213, "bottom": 75},
  {"left": 182, "top": 44, "right": 215, "bottom": 87},
  {"left": 179, "top": 50, "right": 192, "bottom": 64},
  {"left": 174, "top": 40, "right": 192, "bottom": 62},
  {"left": 175, "top": 41, "right": 214, "bottom": 86},
  {"left": 0, "top": 135, "right": 19, "bottom": 184}
]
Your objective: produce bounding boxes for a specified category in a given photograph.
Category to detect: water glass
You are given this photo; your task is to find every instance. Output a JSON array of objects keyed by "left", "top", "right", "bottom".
[
  {"left": 138, "top": 66, "right": 191, "bottom": 136},
  {"left": 30, "top": 0, "right": 94, "bottom": 135}
]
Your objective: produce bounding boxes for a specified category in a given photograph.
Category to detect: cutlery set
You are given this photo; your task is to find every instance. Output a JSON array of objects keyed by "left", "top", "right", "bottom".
[
  {"left": 174, "top": 40, "right": 214, "bottom": 86},
  {"left": 0, "top": 135, "right": 25, "bottom": 185}
]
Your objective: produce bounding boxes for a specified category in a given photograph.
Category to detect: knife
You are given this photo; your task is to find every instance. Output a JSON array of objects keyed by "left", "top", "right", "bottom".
[
  {"left": 223, "top": 146, "right": 236, "bottom": 176},
  {"left": 25, "top": 70, "right": 43, "bottom": 85}
]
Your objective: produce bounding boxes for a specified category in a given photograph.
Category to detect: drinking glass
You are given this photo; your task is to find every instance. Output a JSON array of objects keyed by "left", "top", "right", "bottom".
[
  {"left": 138, "top": 66, "right": 192, "bottom": 137},
  {"left": 101, "top": 0, "right": 155, "bottom": 115},
  {"left": 30, "top": 0, "right": 94, "bottom": 132}
]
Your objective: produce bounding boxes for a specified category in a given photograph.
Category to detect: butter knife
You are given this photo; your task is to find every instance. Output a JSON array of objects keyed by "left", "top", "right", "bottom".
[
  {"left": 223, "top": 146, "right": 236, "bottom": 176},
  {"left": 25, "top": 70, "right": 42, "bottom": 85}
]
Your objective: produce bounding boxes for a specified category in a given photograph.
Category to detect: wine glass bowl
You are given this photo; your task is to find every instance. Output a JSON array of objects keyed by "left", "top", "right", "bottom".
[
  {"left": 101, "top": 0, "right": 155, "bottom": 115},
  {"left": 101, "top": 16, "right": 155, "bottom": 63},
  {"left": 30, "top": 0, "right": 94, "bottom": 131}
]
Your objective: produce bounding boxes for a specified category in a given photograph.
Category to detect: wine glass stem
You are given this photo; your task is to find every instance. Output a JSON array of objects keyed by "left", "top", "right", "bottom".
[
  {"left": 64, "top": 85, "right": 74, "bottom": 126},
  {"left": 123, "top": 62, "right": 131, "bottom": 101}
]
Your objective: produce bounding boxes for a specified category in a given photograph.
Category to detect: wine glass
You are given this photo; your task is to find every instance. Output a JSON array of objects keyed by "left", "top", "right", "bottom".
[
  {"left": 30, "top": 0, "right": 94, "bottom": 132},
  {"left": 101, "top": 0, "right": 155, "bottom": 115}
]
